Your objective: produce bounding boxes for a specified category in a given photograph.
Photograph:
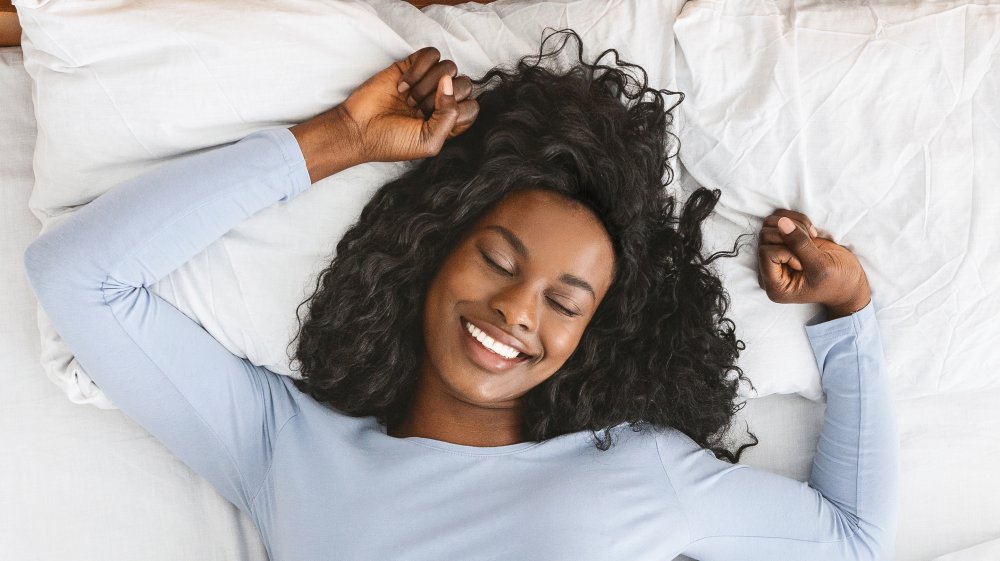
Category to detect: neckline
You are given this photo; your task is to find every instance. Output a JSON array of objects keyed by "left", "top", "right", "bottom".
[{"left": 375, "top": 420, "right": 544, "bottom": 456}]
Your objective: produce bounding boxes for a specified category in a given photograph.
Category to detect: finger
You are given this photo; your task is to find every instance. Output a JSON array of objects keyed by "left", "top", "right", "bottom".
[
  {"left": 756, "top": 253, "right": 800, "bottom": 288},
  {"left": 395, "top": 47, "right": 441, "bottom": 93},
  {"left": 758, "top": 244, "right": 798, "bottom": 302},
  {"left": 452, "top": 75, "right": 473, "bottom": 102},
  {"left": 758, "top": 226, "right": 786, "bottom": 246},
  {"left": 448, "top": 98, "right": 480, "bottom": 138},
  {"left": 765, "top": 209, "right": 816, "bottom": 234},
  {"left": 764, "top": 210, "right": 818, "bottom": 237},
  {"left": 421, "top": 74, "right": 459, "bottom": 153},
  {"left": 758, "top": 227, "right": 804, "bottom": 270},
  {"left": 764, "top": 215, "right": 819, "bottom": 238},
  {"left": 412, "top": 59, "right": 459, "bottom": 116},
  {"left": 777, "top": 217, "right": 823, "bottom": 269}
]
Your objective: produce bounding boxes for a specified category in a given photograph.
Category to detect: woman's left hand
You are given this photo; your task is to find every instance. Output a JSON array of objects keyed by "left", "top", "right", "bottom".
[
  {"left": 339, "top": 46, "right": 480, "bottom": 163},
  {"left": 756, "top": 209, "right": 871, "bottom": 318}
]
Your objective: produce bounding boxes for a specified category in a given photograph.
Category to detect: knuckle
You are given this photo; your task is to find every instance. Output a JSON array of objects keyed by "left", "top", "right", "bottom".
[{"left": 442, "top": 59, "right": 458, "bottom": 75}]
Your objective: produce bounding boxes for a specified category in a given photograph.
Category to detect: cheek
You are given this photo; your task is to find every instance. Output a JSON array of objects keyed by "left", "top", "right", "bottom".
[
  {"left": 536, "top": 321, "right": 587, "bottom": 365},
  {"left": 423, "top": 250, "right": 482, "bottom": 326},
  {"left": 440, "top": 251, "right": 488, "bottom": 300}
]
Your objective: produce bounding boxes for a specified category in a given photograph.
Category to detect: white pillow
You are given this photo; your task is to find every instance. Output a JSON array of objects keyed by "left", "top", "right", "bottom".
[{"left": 16, "top": 0, "right": 689, "bottom": 408}]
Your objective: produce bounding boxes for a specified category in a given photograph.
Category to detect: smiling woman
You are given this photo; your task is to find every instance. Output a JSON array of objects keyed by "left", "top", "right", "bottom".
[
  {"left": 285, "top": 28, "right": 759, "bottom": 459},
  {"left": 22, "top": 19, "right": 898, "bottom": 559}
]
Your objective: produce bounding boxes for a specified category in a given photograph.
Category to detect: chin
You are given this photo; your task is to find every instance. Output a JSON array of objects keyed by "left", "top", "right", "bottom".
[{"left": 441, "top": 370, "right": 521, "bottom": 407}]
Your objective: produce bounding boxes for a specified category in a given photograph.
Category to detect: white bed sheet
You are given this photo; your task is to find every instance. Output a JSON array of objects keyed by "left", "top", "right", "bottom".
[{"left": 1, "top": 15, "right": 998, "bottom": 561}]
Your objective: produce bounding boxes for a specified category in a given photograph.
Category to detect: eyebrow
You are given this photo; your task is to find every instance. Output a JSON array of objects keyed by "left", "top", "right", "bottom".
[{"left": 483, "top": 224, "right": 596, "bottom": 302}]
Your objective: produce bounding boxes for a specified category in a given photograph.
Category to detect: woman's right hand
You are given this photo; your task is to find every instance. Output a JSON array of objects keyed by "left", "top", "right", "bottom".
[
  {"left": 338, "top": 46, "right": 480, "bottom": 163},
  {"left": 757, "top": 210, "right": 871, "bottom": 320}
]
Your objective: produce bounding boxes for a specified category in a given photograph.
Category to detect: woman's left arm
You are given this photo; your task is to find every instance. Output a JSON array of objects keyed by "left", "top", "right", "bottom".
[
  {"left": 658, "top": 300, "right": 898, "bottom": 561},
  {"left": 654, "top": 213, "right": 899, "bottom": 560}
]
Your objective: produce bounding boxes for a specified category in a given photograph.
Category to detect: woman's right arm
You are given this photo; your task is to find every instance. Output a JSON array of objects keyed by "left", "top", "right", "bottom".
[
  {"left": 23, "top": 126, "right": 316, "bottom": 516},
  {"left": 22, "top": 47, "right": 479, "bottom": 514}
]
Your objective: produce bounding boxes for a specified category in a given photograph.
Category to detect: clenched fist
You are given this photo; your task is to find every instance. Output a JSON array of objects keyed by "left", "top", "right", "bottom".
[
  {"left": 289, "top": 47, "right": 480, "bottom": 183},
  {"left": 339, "top": 46, "right": 480, "bottom": 163},
  {"left": 757, "top": 210, "right": 871, "bottom": 320}
]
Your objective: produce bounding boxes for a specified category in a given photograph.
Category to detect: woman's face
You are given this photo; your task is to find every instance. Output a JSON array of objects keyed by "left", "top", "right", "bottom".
[{"left": 420, "top": 188, "right": 616, "bottom": 409}]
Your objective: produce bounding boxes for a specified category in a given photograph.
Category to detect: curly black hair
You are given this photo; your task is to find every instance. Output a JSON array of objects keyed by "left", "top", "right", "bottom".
[{"left": 287, "top": 28, "right": 758, "bottom": 462}]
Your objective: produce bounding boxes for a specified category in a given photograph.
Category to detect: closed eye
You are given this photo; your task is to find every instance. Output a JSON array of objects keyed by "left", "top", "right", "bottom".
[
  {"left": 480, "top": 251, "right": 580, "bottom": 317},
  {"left": 548, "top": 298, "right": 578, "bottom": 317},
  {"left": 481, "top": 251, "right": 512, "bottom": 276}
]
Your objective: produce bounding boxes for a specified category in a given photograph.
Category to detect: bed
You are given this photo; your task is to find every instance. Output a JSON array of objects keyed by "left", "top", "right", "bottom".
[{"left": 2, "top": 0, "right": 999, "bottom": 559}]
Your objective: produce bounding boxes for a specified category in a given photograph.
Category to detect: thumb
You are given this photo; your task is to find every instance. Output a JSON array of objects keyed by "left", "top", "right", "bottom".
[
  {"left": 777, "top": 217, "right": 823, "bottom": 268},
  {"left": 421, "top": 74, "right": 459, "bottom": 153}
]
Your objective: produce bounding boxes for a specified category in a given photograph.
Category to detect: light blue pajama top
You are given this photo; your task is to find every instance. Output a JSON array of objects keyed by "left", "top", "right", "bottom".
[{"left": 23, "top": 127, "right": 899, "bottom": 561}]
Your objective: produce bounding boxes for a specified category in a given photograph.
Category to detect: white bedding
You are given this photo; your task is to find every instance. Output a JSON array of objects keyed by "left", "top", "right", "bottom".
[
  {"left": 674, "top": 0, "right": 1000, "bottom": 401},
  {"left": 3, "top": 0, "right": 1000, "bottom": 559}
]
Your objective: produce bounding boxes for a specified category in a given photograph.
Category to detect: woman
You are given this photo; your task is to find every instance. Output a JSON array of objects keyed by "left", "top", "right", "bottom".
[{"left": 24, "top": 29, "right": 897, "bottom": 561}]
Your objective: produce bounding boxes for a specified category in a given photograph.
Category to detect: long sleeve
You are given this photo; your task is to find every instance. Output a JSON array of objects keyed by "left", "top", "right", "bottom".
[
  {"left": 22, "top": 127, "right": 314, "bottom": 516},
  {"left": 658, "top": 300, "right": 899, "bottom": 561}
]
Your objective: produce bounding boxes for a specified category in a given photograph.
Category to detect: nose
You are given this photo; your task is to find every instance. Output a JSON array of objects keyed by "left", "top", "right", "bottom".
[{"left": 489, "top": 280, "right": 538, "bottom": 332}]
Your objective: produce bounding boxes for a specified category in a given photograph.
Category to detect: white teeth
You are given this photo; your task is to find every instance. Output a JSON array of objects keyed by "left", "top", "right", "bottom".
[{"left": 465, "top": 321, "right": 522, "bottom": 360}]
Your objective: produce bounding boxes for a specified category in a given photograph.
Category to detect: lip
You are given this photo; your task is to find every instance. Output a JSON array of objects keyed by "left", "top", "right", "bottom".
[
  {"left": 460, "top": 317, "right": 533, "bottom": 374},
  {"left": 461, "top": 316, "right": 532, "bottom": 356}
]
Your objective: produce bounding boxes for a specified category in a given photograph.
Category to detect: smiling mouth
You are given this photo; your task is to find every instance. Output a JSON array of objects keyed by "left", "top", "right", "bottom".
[{"left": 459, "top": 316, "right": 533, "bottom": 373}]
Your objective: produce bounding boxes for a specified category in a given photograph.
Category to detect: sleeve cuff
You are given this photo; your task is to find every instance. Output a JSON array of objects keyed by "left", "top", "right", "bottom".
[
  {"left": 247, "top": 127, "right": 312, "bottom": 198},
  {"left": 803, "top": 298, "right": 877, "bottom": 340}
]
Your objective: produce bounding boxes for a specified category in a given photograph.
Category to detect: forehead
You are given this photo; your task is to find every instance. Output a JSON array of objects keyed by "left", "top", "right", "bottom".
[
  {"left": 483, "top": 188, "right": 595, "bottom": 228},
  {"left": 472, "top": 189, "right": 615, "bottom": 293}
]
